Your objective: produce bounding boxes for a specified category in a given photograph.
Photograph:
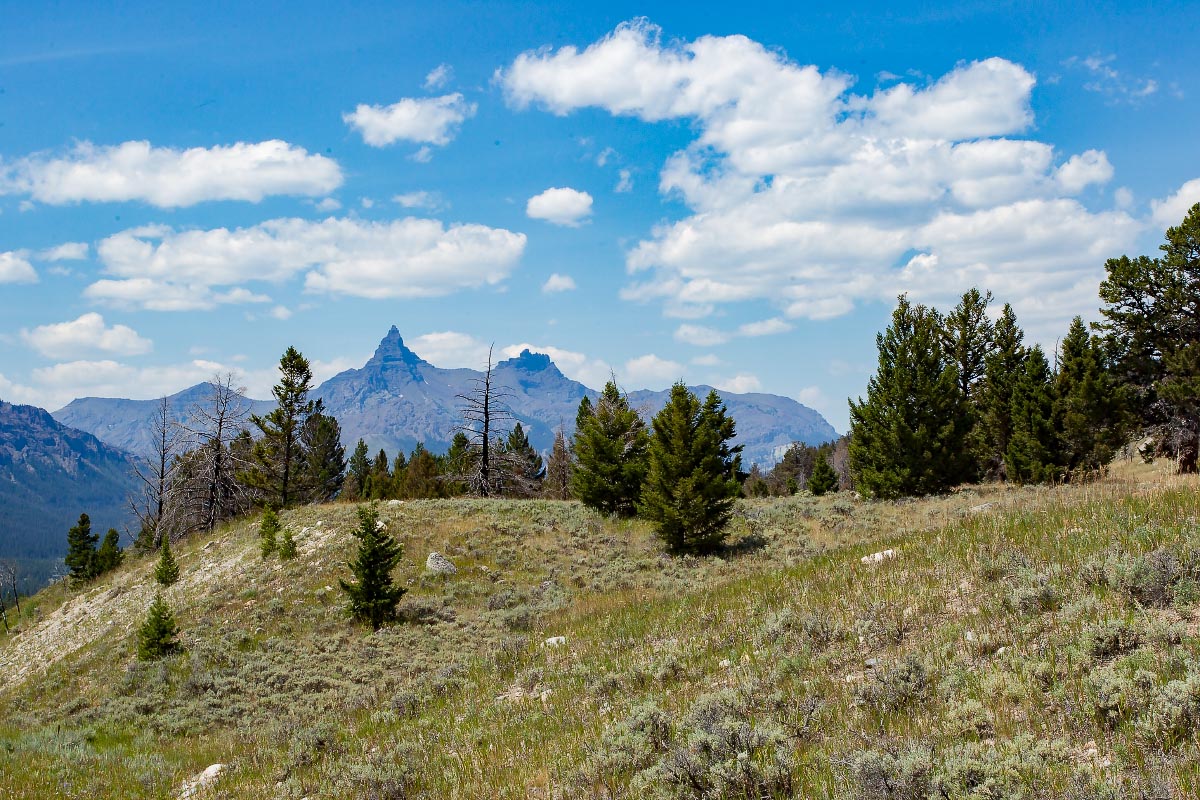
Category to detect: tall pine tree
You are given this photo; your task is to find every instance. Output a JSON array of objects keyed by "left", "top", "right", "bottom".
[
  {"left": 246, "top": 347, "right": 319, "bottom": 508},
  {"left": 980, "top": 303, "right": 1026, "bottom": 479},
  {"left": 640, "top": 385, "right": 743, "bottom": 554},
  {"left": 848, "top": 296, "right": 972, "bottom": 499},
  {"left": 571, "top": 382, "right": 649, "bottom": 516},
  {"left": 1056, "top": 316, "right": 1124, "bottom": 474},
  {"left": 1099, "top": 203, "right": 1200, "bottom": 472},
  {"left": 502, "top": 423, "right": 545, "bottom": 497},
  {"left": 1005, "top": 346, "right": 1062, "bottom": 484},
  {"left": 299, "top": 412, "right": 346, "bottom": 502},
  {"left": 346, "top": 439, "right": 371, "bottom": 500},
  {"left": 339, "top": 504, "right": 406, "bottom": 630},
  {"left": 64, "top": 513, "right": 98, "bottom": 583},
  {"left": 542, "top": 428, "right": 574, "bottom": 500}
]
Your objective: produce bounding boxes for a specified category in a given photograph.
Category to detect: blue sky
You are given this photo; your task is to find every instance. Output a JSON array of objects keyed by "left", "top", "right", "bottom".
[{"left": 1, "top": 1, "right": 1198, "bottom": 434}]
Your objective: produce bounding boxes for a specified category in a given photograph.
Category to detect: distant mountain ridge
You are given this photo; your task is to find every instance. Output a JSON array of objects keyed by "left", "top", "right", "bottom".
[
  {"left": 0, "top": 401, "right": 140, "bottom": 594},
  {"left": 55, "top": 326, "right": 838, "bottom": 467}
]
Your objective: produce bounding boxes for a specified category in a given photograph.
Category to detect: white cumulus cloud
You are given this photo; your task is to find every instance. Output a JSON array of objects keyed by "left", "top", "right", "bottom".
[
  {"left": 83, "top": 216, "right": 526, "bottom": 310},
  {"left": 343, "top": 93, "right": 477, "bottom": 147},
  {"left": 1151, "top": 178, "right": 1200, "bottom": 230},
  {"left": 1, "top": 139, "right": 342, "bottom": 207},
  {"left": 502, "top": 21, "right": 1145, "bottom": 332},
  {"left": 542, "top": 273, "right": 577, "bottom": 292},
  {"left": 526, "top": 187, "right": 593, "bottom": 226},
  {"left": 21, "top": 313, "right": 152, "bottom": 359},
  {"left": 424, "top": 64, "right": 454, "bottom": 90},
  {"left": 38, "top": 241, "right": 89, "bottom": 261},
  {"left": 0, "top": 251, "right": 37, "bottom": 283},
  {"left": 714, "top": 373, "right": 762, "bottom": 393},
  {"left": 622, "top": 353, "right": 683, "bottom": 390}
]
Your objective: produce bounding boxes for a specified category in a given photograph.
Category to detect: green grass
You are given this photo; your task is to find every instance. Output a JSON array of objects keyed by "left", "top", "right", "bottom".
[{"left": 2, "top": 463, "right": 1198, "bottom": 798}]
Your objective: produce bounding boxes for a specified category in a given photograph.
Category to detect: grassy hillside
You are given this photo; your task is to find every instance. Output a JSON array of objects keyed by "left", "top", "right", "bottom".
[{"left": 1, "top": 463, "right": 1198, "bottom": 798}]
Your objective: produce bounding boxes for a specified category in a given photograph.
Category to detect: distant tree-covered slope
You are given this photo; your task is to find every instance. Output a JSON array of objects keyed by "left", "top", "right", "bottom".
[{"left": 0, "top": 401, "right": 139, "bottom": 594}]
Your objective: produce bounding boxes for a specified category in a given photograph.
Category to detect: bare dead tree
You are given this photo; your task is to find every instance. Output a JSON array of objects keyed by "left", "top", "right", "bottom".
[
  {"left": 455, "top": 346, "right": 515, "bottom": 497},
  {"left": 0, "top": 560, "right": 19, "bottom": 617},
  {"left": 0, "top": 560, "right": 17, "bottom": 633},
  {"left": 178, "top": 373, "right": 253, "bottom": 533},
  {"left": 130, "top": 396, "right": 186, "bottom": 548}
]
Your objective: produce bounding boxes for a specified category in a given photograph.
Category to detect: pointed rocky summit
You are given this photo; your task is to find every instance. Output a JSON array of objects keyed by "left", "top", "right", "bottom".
[{"left": 365, "top": 325, "right": 429, "bottom": 380}]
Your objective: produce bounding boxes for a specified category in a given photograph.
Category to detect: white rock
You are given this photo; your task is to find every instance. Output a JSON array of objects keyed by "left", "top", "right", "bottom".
[
  {"left": 543, "top": 636, "right": 567, "bottom": 648},
  {"left": 178, "top": 763, "right": 225, "bottom": 799},
  {"left": 968, "top": 502, "right": 994, "bottom": 514},
  {"left": 425, "top": 552, "right": 457, "bottom": 575},
  {"left": 719, "top": 658, "right": 732, "bottom": 669},
  {"left": 375, "top": 519, "right": 386, "bottom": 531},
  {"left": 860, "top": 549, "right": 897, "bottom": 565}
]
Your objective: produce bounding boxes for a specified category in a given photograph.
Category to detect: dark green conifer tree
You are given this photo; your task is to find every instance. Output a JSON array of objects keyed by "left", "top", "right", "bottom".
[
  {"left": 365, "top": 448, "right": 391, "bottom": 500},
  {"left": 442, "top": 432, "right": 472, "bottom": 496},
  {"left": 402, "top": 444, "right": 444, "bottom": 499},
  {"left": 1055, "top": 316, "right": 1124, "bottom": 475},
  {"left": 299, "top": 412, "right": 346, "bottom": 502},
  {"left": 542, "top": 428, "right": 574, "bottom": 500},
  {"left": 807, "top": 455, "right": 839, "bottom": 496},
  {"left": 980, "top": 304, "right": 1026, "bottom": 479},
  {"left": 346, "top": 439, "right": 371, "bottom": 500},
  {"left": 1099, "top": 203, "right": 1200, "bottom": 472},
  {"left": 848, "top": 296, "right": 972, "bottom": 498},
  {"left": 246, "top": 347, "right": 319, "bottom": 508},
  {"left": 339, "top": 504, "right": 406, "bottom": 630},
  {"left": 640, "top": 385, "right": 743, "bottom": 554},
  {"left": 278, "top": 527, "right": 298, "bottom": 560},
  {"left": 571, "top": 382, "right": 650, "bottom": 516},
  {"left": 94, "top": 528, "right": 124, "bottom": 575},
  {"left": 503, "top": 422, "right": 544, "bottom": 497},
  {"left": 941, "top": 288, "right": 994, "bottom": 480},
  {"left": 137, "top": 594, "right": 180, "bottom": 661},
  {"left": 1005, "top": 346, "right": 1062, "bottom": 485},
  {"left": 64, "top": 513, "right": 98, "bottom": 583},
  {"left": 154, "top": 538, "right": 180, "bottom": 586},
  {"left": 259, "top": 506, "right": 281, "bottom": 558}
]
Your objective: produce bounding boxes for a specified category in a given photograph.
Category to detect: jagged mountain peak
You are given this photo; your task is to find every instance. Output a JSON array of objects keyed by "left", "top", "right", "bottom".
[
  {"left": 365, "top": 325, "right": 429, "bottom": 372},
  {"left": 497, "top": 349, "right": 561, "bottom": 376}
]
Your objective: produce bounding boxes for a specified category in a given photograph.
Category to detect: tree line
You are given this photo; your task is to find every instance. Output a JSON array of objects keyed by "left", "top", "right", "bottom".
[{"left": 848, "top": 203, "right": 1200, "bottom": 498}]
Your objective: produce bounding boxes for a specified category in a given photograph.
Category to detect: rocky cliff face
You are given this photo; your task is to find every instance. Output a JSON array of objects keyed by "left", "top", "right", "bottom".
[
  {"left": 0, "top": 401, "right": 140, "bottom": 592},
  {"left": 53, "top": 326, "right": 838, "bottom": 467}
]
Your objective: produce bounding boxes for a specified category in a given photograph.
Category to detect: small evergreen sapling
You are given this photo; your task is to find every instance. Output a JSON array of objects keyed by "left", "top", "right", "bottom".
[
  {"left": 154, "top": 538, "right": 180, "bottom": 586},
  {"left": 278, "top": 526, "right": 298, "bottom": 560},
  {"left": 260, "top": 507, "right": 281, "bottom": 558},
  {"left": 339, "top": 504, "right": 406, "bottom": 630},
  {"left": 137, "top": 594, "right": 180, "bottom": 660},
  {"left": 808, "top": 456, "right": 839, "bottom": 496}
]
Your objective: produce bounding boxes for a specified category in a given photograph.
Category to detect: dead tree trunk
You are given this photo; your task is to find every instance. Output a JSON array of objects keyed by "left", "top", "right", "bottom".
[{"left": 455, "top": 346, "right": 514, "bottom": 497}]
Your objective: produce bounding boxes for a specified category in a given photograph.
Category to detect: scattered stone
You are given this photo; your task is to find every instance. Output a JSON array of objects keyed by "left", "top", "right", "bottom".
[
  {"left": 202, "top": 540, "right": 217, "bottom": 551},
  {"left": 386, "top": 499, "right": 403, "bottom": 507},
  {"left": 864, "top": 658, "right": 879, "bottom": 670},
  {"left": 543, "top": 636, "right": 567, "bottom": 648},
  {"left": 968, "top": 502, "right": 994, "bottom": 514},
  {"left": 719, "top": 658, "right": 732, "bottom": 669},
  {"left": 178, "top": 763, "right": 226, "bottom": 799},
  {"left": 426, "top": 552, "right": 457, "bottom": 575},
  {"left": 375, "top": 519, "right": 386, "bottom": 531},
  {"left": 860, "top": 549, "right": 897, "bottom": 565},
  {"left": 964, "top": 630, "right": 976, "bottom": 642}
]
